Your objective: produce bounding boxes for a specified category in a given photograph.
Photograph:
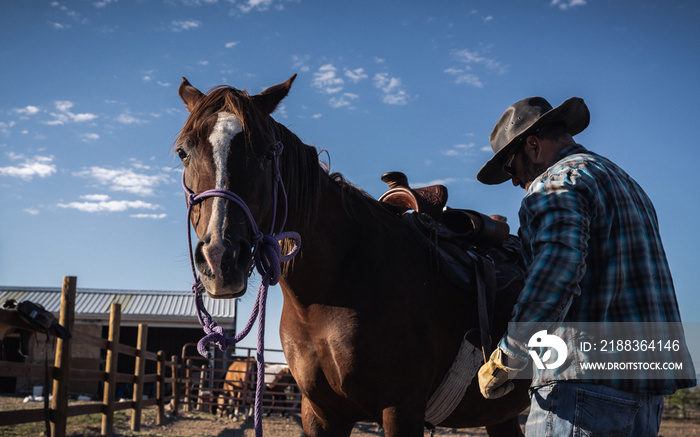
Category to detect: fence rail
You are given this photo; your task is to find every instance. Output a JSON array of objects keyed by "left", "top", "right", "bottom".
[
  {"left": 180, "top": 344, "right": 302, "bottom": 417},
  {"left": 0, "top": 276, "right": 182, "bottom": 437}
]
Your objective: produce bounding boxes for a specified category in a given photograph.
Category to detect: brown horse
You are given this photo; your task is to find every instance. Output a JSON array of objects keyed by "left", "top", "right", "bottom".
[
  {"left": 263, "top": 364, "right": 299, "bottom": 415},
  {"left": 218, "top": 357, "right": 258, "bottom": 419},
  {"left": 175, "top": 75, "right": 530, "bottom": 436}
]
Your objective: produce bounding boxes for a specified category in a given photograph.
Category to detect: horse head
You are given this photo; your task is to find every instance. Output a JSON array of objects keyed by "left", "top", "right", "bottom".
[{"left": 176, "top": 75, "right": 297, "bottom": 299}]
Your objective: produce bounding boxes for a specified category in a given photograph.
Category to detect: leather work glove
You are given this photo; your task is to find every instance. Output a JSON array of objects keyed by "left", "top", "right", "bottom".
[{"left": 478, "top": 348, "right": 523, "bottom": 399}]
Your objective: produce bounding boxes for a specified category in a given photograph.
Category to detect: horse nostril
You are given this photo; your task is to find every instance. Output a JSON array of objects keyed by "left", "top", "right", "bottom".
[{"left": 194, "top": 241, "right": 214, "bottom": 277}]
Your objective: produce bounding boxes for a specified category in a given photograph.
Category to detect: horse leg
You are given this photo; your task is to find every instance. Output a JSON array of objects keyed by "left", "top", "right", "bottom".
[
  {"left": 381, "top": 406, "right": 424, "bottom": 437},
  {"left": 217, "top": 387, "right": 228, "bottom": 418},
  {"left": 301, "top": 396, "right": 353, "bottom": 437},
  {"left": 231, "top": 391, "right": 241, "bottom": 419},
  {"left": 485, "top": 416, "right": 524, "bottom": 437}
]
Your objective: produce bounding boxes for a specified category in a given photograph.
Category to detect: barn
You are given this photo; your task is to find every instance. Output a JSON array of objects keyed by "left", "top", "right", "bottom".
[{"left": 0, "top": 285, "right": 237, "bottom": 397}]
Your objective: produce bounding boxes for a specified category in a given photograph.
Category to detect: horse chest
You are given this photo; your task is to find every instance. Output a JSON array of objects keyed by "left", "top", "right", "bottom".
[{"left": 281, "top": 309, "right": 361, "bottom": 396}]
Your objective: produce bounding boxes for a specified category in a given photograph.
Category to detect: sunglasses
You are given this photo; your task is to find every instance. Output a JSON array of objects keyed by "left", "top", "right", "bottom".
[{"left": 503, "top": 146, "right": 521, "bottom": 176}]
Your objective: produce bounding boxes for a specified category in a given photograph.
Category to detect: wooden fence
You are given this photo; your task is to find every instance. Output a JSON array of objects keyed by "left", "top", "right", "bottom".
[
  {"left": 0, "top": 276, "right": 182, "bottom": 437},
  {"left": 180, "top": 344, "right": 302, "bottom": 417}
]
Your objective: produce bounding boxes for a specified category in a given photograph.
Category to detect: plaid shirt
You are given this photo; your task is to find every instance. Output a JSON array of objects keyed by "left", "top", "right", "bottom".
[{"left": 499, "top": 144, "right": 696, "bottom": 394}]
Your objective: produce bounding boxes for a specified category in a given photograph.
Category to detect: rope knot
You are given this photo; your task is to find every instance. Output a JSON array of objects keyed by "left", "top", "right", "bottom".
[
  {"left": 187, "top": 192, "right": 199, "bottom": 207},
  {"left": 256, "top": 234, "right": 283, "bottom": 285}
]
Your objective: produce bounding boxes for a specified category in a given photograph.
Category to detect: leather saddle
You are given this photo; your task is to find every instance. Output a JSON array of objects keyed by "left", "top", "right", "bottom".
[
  {"left": 379, "top": 171, "right": 510, "bottom": 246},
  {"left": 379, "top": 171, "right": 525, "bottom": 358}
]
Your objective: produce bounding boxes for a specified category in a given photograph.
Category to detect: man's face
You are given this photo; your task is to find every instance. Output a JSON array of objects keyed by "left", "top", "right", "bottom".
[{"left": 506, "top": 145, "right": 547, "bottom": 191}]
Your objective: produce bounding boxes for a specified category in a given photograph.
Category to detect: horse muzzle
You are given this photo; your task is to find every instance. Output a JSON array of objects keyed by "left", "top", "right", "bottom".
[{"left": 195, "top": 237, "right": 253, "bottom": 299}]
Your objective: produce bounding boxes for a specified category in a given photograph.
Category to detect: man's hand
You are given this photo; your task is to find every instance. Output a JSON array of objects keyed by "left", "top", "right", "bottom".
[{"left": 477, "top": 348, "right": 521, "bottom": 399}]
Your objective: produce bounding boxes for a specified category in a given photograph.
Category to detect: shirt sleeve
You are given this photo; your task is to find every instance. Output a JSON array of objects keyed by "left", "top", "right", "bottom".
[{"left": 499, "top": 169, "right": 594, "bottom": 362}]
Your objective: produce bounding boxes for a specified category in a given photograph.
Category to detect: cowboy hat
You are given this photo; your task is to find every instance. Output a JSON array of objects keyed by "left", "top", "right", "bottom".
[{"left": 477, "top": 96, "right": 590, "bottom": 185}]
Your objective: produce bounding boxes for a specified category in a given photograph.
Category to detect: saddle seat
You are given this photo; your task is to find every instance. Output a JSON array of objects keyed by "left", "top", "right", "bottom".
[
  {"left": 379, "top": 171, "right": 511, "bottom": 247},
  {"left": 378, "top": 171, "right": 525, "bottom": 354}
]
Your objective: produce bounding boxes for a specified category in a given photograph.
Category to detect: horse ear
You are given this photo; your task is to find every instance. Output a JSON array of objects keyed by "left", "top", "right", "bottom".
[
  {"left": 179, "top": 77, "right": 204, "bottom": 112},
  {"left": 254, "top": 74, "right": 297, "bottom": 115}
]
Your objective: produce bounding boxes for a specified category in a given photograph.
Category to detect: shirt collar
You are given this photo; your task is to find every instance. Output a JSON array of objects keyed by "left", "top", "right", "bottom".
[{"left": 554, "top": 143, "right": 588, "bottom": 164}]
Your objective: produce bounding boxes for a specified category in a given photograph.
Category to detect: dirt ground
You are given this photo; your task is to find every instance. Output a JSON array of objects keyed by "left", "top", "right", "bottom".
[
  {"left": 2, "top": 396, "right": 699, "bottom": 436},
  {"left": 143, "top": 410, "right": 700, "bottom": 437},
  {"left": 145, "top": 410, "right": 502, "bottom": 436}
]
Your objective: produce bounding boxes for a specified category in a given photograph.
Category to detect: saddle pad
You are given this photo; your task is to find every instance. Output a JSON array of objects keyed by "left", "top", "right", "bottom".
[{"left": 424, "top": 337, "right": 483, "bottom": 426}]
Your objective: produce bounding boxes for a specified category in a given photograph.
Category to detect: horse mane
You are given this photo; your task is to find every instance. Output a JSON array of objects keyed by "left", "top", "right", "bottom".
[
  {"left": 273, "top": 122, "right": 390, "bottom": 230},
  {"left": 272, "top": 122, "right": 398, "bottom": 276}
]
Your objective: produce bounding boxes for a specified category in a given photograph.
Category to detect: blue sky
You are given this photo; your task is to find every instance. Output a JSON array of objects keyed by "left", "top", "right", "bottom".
[{"left": 1, "top": 0, "right": 699, "bottom": 354}]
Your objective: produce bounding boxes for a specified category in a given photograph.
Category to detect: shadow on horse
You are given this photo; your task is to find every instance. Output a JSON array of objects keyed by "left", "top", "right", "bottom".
[{"left": 175, "top": 75, "right": 529, "bottom": 436}]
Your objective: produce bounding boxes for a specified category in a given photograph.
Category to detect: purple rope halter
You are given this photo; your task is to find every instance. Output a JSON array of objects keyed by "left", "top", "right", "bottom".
[{"left": 183, "top": 131, "right": 300, "bottom": 436}]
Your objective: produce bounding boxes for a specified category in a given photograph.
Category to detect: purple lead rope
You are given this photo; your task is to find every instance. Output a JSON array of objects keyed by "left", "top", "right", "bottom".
[{"left": 183, "top": 137, "right": 300, "bottom": 437}]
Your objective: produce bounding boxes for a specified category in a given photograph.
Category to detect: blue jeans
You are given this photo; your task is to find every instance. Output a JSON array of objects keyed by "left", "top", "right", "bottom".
[{"left": 525, "top": 382, "right": 664, "bottom": 437}]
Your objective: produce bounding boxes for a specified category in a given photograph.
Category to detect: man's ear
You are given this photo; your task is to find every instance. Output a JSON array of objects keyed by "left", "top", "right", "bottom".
[{"left": 523, "top": 135, "right": 541, "bottom": 161}]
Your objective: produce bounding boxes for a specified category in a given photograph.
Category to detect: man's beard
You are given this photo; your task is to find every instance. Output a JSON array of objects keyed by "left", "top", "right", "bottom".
[{"left": 520, "top": 151, "right": 548, "bottom": 191}]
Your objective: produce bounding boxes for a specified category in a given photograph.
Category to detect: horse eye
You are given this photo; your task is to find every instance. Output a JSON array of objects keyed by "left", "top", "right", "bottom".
[
  {"left": 264, "top": 149, "right": 276, "bottom": 161},
  {"left": 177, "top": 148, "right": 189, "bottom": 163}
]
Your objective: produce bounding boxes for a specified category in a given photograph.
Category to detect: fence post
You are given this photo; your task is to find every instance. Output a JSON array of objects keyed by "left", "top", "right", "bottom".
[
  {"left": 156, "top": 350, "right": 165, "bottom": 426},
  {"left": 101, "top": 303, "right": 122, "bottom": 437},
  {"left": 50, "top": 276, "right": 76, "bottom": 437},
  {"left": 184, "top": 359, "right": 193, "bottom": 412},
  {"left": 130, "top": 323, "right": 148, "bottom": 431},
  {"left": 171, "top": 354, "right": 180, "bottom": 416},
  {"left": 197, "top": 364, "right": 206, "bottom": 411}
]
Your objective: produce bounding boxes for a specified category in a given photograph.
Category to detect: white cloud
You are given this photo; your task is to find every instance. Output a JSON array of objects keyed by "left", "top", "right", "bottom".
[
  {"left": 292, "top": 54, "right": 311, "bottom": 72},
  {"left": 312, "top": 64, "right": 344, "bottom": 94},
  {"left": 445, "top": 48, "right": 507, "bottom": 87},
  {"left": 329, "top": 93, "right": 359, "bottom": 109},
  {"left": 442, "top": 143, "right": 476, "bottom": 158},
  {"left": 24, "top": 208, "right": 40, "bottom": 215},
  {"left": 130, "top": 213, "right": 167, "bottom": 219},
  {"left": 80, "top": 133, "right": 100, "bottom": 142},
  {"left": 45, "top": 101, "right": 97, "bottom": 125},
  {"left": 238, "top": 0, "right": 273, "bottom": 13},
  {"left": 0, "top": 154, "right": 57, "bottom": 180},
  {"left": 345, "top": 68, "right": 368, "bottom": 84},
  {"left": 58, "top": 196, "right": 161, "bottom": 213},
  {"left": 76, "top": 166, "right": 172, "bottom": 196},
  {"left": 93, "top": 0, "right": 117, "bottom": 7},
  {"left": 170, "top": 20, "right": 202, "bottom": 32},
  {"left": 444, "top": 68, "right": 483, "bottom": 88},
  {"left": 13, "top": 105, "right": 41, "bottom": 116},
  {"left": 373, "top": 73, "right": 408, "bottom": 105},
  {"left": 0, "top": 121, "right": 16, "bottom": 135},
  {"left": 116, "top": 112, "right": 148, "bottom": 125},
  {"left": 49, "top": 21, "right": 69, "bottom": 30},
  {"left": 81, "top": 194, "right": 111, "bottom": 202},
  {"left": 225, "top": 41, "right": 239, "bottom": 48},
  {"left": 453, "top": 49, "right": 506, "bottom": 73},
  {"left": 414, "top": 177, "right": 472, "bottom": 187},
  {"left": 551, "top": 0, "right": 586, "bottom": 10}
]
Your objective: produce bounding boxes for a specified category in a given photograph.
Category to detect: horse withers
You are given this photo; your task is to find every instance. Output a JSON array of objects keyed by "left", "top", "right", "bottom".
[{"left": 176, "top": 75, "right": 530, "bottom": 436}]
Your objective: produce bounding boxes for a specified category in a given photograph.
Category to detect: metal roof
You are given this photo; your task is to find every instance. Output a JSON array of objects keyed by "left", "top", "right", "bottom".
[{"left": 0, "top": 286, "right": 236, "bottom": 328}]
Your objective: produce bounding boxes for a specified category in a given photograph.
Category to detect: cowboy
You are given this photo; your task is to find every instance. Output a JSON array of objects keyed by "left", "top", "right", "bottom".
[{"left": 476, "top": 97, "right": 696, "bottom": 436}]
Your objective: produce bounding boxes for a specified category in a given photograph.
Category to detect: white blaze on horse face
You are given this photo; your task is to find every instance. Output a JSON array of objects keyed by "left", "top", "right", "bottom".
[{"left": 207, "top": 112, "right": 243, "bottom": 241}]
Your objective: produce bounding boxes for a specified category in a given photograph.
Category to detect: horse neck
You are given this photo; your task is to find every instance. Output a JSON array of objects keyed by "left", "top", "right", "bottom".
[{"left": 280, "top": 168, "right": 403, "bottom": 302}]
